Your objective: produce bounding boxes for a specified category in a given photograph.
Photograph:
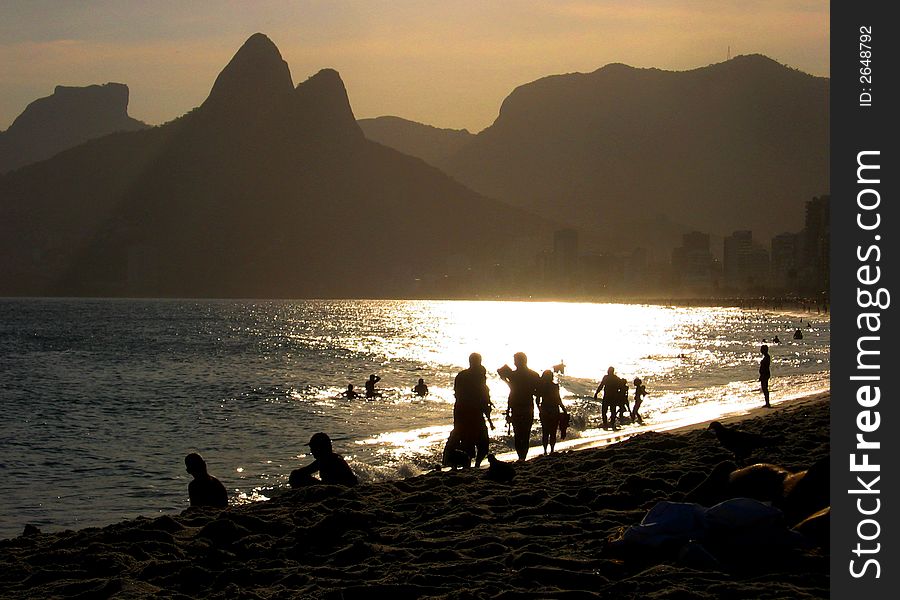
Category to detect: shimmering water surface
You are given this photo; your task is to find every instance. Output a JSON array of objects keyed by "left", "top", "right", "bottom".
[{"left": 0, "top": 298, "right": 829, "bottom": 538}]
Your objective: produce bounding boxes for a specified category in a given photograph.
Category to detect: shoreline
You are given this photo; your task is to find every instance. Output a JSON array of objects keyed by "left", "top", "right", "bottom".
[
  {"left": 0, "top": 392, "right": 830, "bottom": 598},
  {"left": 493, "top": 388, "right": 829, "bottom": 462}
]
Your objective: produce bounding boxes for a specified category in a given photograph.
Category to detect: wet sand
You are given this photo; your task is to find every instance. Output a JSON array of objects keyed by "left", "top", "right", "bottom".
[{"left": 0, "top": 393, "right": 829, "bottom": 599}]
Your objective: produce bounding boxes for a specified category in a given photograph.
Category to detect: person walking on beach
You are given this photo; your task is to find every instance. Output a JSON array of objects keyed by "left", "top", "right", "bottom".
[
  {"left": 453, "top": 353, "right": 495, "bottom": 467},
  {"left": 616, "top": 377, "right": 631, "bottom": 421},
  {"left": 412, "top": 378, "right": 429, "bottom": 397},
  {"left": 632, "top": 377, "right": 648, "bottom": 424},
  {"left": 290, "top": 432, "right": 359, "bottom": 487},
  {"left": 184, "top": 453, "right": 229, "bottom": 508},
  {"left": 365, "top": 374, "right": 382, "bottom": 399},
  {"left": 759, "top": 344, "right": 771, "bottom": 408},
  {"left": 498, "top": 352, "right": 541, "bottom": 461},
  {"left": 537, "top": 370, "right": 568, "bottom": 455},
  {"left": 594, "top": 367, "right": 621, "bottom": 430}
]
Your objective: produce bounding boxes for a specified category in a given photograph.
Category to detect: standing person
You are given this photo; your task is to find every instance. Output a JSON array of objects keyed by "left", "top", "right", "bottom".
[
  {"left": 184, "top": 453, "right": 229, "bottom": 508},
  {"left": 498, "top": 352, "right": 541, "bottom": 461},
  {"left": 759, "top": 344, "right": 771, "bottom": 407},
  {"left": 593, "top": 367, "right": 620, "bottom": 430},
  {"left": 616, "top": 377, "right": 631, "bottom": 421},
  {"left": 632, "top": 377, "right": 648, "bottom": 424},
  {"left": 453, "top": 353, "right": 495, "bottom": 467},
  {"left": 365, "top": 374, "right": 382, "bottom": 399},
  {"left": 290, "top": 432, "right": 358, "bottom": 487},
  {"left": 537, "top": 370, "right": 568, "bottom": 455},
  {"left": 412, "top": 378, "right": 429, "bottom": 397}
]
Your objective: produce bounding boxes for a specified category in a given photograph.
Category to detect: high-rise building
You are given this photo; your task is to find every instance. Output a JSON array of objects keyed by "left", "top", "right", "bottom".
[
  {"left": 672, "top": 231, "right": 714, "bottom": 288},
  {"left": 724, "top": 230, "right": 769, "bottom": 290},
  {"left": 770, "top": 232, "right": 801, "bottom": 291},
  {"left": 802, "top": 195, "right": 830, "bottom": 293}
]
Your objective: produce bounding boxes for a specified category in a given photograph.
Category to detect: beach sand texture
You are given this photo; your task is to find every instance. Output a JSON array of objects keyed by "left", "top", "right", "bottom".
[{"left": 0, "top": 396, "right": 829, "bottom": 599}]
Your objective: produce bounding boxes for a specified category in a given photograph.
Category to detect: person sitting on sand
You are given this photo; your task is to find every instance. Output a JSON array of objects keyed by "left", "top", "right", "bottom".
[
  {"left": 342, "top": 384, "right": 359, "bottom": 400},
  {"left": 184, "top": 453, "right": 229, "bottom": 508},
  {"left": 594, "top": 367, "right": 621, "bottom": 430},
  {"left": 412, "top": 378, "right": 429, "bottom": 397},
  {"left": 632, "top": 377, "right": 648, "bottom": 424},
  {"left": 537, "top": 370, "right": 568, "bottom": 455},
  {"left": 442, "top": 428, "right": 472, "bottom": 469},
  {"left": 290, "top": 432, "right": 358, "bottom": 488},
  {"left": 365, "top": 374, "right": 382, "bottom": 399},
  {"left": 454, "top": 353, "right": 495, "bottom": 467},
  {"left": 759, "top": 345, "right": 771, "bottom": 408},
  {"left": 498, "top": 352, "right": 541, "bottom": 462}
]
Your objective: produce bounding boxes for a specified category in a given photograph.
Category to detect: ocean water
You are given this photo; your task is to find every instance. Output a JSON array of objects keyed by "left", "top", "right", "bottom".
[{"left": 0, "top": 298, "right": 829, "bottom": 539}]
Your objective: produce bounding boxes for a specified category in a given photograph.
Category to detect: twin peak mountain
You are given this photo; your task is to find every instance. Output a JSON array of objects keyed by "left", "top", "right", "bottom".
[
  {"left": 0, "top": 34, "right": 544, "bottom": 298},
  {"left": 0, "top": 34, "right": 828, "bottom": 298}
]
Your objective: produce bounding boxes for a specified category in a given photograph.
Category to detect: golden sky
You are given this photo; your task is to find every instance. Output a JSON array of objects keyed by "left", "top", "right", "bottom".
[{"left": 0, "top": 1, "right": 829, "bottom": 132}]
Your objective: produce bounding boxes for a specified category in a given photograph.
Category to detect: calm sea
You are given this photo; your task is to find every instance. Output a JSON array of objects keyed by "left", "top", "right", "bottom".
[{"left": 0, "top": 298, "right": 829, "bottom": 538}]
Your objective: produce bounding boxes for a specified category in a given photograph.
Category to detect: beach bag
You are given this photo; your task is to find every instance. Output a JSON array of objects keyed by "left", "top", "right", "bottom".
[{"left": 559, "top": 412, "right": 570, "bottom": 439}]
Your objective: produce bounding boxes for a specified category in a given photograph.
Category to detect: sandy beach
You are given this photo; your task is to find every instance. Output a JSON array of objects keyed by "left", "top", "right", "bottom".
[{"left": 0, "top": 393, "right": 829, "bottom": 599}]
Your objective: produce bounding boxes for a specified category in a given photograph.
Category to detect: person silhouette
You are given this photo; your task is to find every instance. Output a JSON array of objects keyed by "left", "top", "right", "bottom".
[
  {"left": 412, "top": 378, "right": 429, "bottom": 397},
  {"left": 365, "top": 374, "right": 382, "bottom": 399},
  {"left": 290, "top": 432, "right": 358, "bottom": 487},
  {"left": 594, "top": 367, "right": 621, "bottom": 429},
  {"left": 759, "top": 344, "right": 771, "bottom": 408},
  {"left": 453, "top": 353, "right": 495, "bottom": 467},
  {"left": 342, "top": 384, "right": 359, "bottom": 399},
  {"left": 537, "top": 370, "right": 568, "bottom": 454},
  {"left": 632, "top": 377, "right": 648, "bottom": 424},
  {"left": 184, "top": 453, "right": 228, "bottom": 508},
  {"left": 616, "top": 377, "right": 631, "bottom": 421},
  {"left": 498, "top": 352, "right": 540, "bottom": 461}
]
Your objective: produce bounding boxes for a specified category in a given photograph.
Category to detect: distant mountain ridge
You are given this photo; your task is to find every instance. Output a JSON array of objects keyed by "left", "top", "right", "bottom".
[
  {"left": 0, "top": 34, "right": 545, "bottom": 298},
  {"left": 358, "top": 116, "right": 473, "bottom": 168},
  {"left": 0, "top": 83, "right": 148, "bottom": 174},
  {"left": 365, "top": 55, "right": 829, "bottom": 253}
]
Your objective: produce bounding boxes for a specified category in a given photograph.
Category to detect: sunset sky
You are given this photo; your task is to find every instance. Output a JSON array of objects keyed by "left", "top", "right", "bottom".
[{"left": 0, "top": 1, "right": 829, "bottom": 132}]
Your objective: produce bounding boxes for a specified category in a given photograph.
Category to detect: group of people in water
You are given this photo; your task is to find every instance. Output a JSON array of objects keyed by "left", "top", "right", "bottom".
[
  {"left": 593, "top": 367, "right": 648, "bottom": 430},
  {"left": 342, "top": 374, "right": 430, "bottom": 400},
  {"left": 342, "top": 374, "right": 384, "bottom": 399}
]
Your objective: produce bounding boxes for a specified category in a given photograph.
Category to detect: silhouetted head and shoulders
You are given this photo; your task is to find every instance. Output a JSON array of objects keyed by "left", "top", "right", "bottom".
[
  {"left": 633, "top": 377, "right": 647, "bottom": 397},
  {"left": 365, "top": 374, "right": 382, "bottom": 398},
  {"left": 595, "top": 366, "right": 619, "bottom": 396},
  {"left": 290, "top": 432, "right": 358, "bottom": 488},
  {"left": 760, "top": 345, "right": 771, "bottom": 374},
  {"left": 184, "top": 453, "right": 229, "bottom": 508},
  {"left": 413, "top": 378, "right": 429, "bottom": 396},
  {"left": 456, "top": 352, "right": 487, "bottom": 386},
  {"left": 538, "top": 370, "right": 564, "bottom": 413},
  {"left": 498, "top": 352, "right": 540, "bottom": 386},
  {"left": 343, "top": 384, "right": 359, "bottom": 399}
]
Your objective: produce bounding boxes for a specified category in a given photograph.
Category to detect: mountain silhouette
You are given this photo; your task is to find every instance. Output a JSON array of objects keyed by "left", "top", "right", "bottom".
[
  {"left": 0, "top": 83, "right": 148, "bottom": 174},
  {"left": 432, "top": 55, "right": 828, "bottom": 252},
  {"left": 0, "top": 34, "right": 546, "bottom": 298},
  {"left": 358, "top": 116, "right": 473, "bottom": 169}
]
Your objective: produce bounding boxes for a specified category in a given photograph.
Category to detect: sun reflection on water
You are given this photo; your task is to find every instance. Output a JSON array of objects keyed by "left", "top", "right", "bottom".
[{"left": 283, "top": 300, "right": 829, "bottom": 471}]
